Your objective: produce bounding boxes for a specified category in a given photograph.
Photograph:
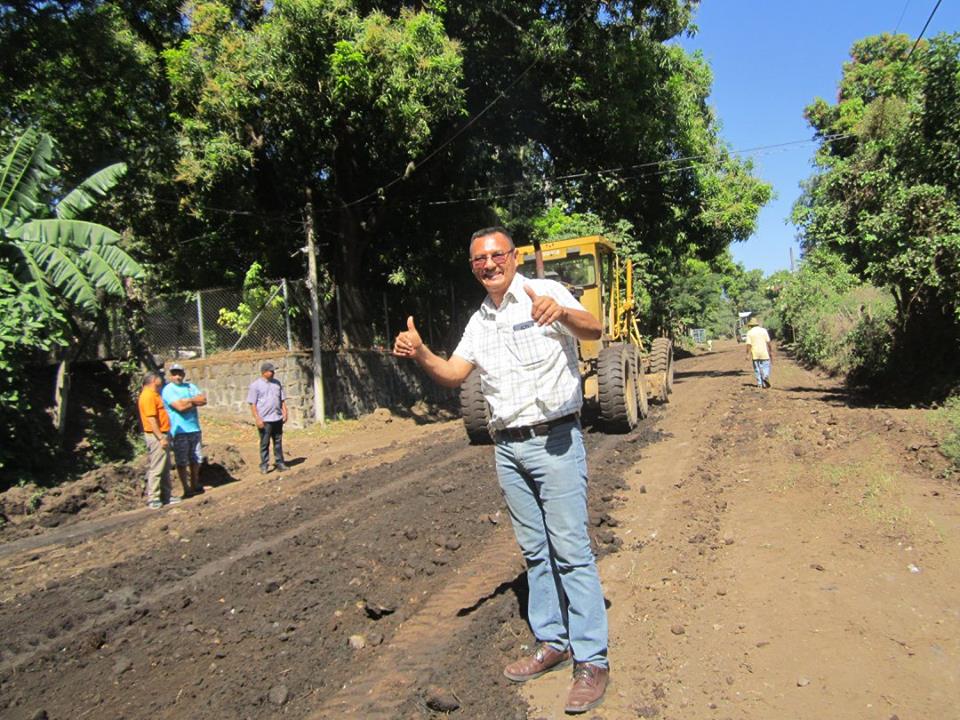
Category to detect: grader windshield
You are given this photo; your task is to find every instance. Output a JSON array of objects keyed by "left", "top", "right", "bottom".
[{"left": 517, "top": 254, "right": 597, "bottom": 287}]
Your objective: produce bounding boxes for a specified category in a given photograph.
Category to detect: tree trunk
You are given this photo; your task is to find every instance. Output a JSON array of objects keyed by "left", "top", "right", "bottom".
[
  {"left": 331, "top": 135, "right": 378, "bottom": 349},
  {"left": 53, "top": 358, "right": 70, "bottom": 441},
  {"left": 334, "top": 202, "right": 375, "bottom": 348},
  {"left": 304, "top": 186, "right": 326, "bottom": 426}
]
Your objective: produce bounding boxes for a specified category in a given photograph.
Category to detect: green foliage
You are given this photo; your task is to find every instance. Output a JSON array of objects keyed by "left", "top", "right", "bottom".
[
  {"left": 770, "top": 248, "right": 896, "bottom": 381},
  {"left": 217, "top": 262, "right": 285, "bottom": 336},
  {"left": 2, "top": 2, "right": 771, "bottom": 347},
  {"left": 934, "top": 396, "right": 960, "bottom": 470},
  {"left": 28, "top": 488, "right": 46, "bottom": 513},
  {"left": 1, "top": 129, "right": 144, "bottom": 313},
  {"left": 795, "top": 32, "right": 960, "bottom": 331},
  {"left": 0, "top": 128, "right": 140, "bottom": 483}
]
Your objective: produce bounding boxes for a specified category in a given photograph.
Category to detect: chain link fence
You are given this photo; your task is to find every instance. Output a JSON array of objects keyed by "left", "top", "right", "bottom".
[
  {"left": 144, "top": 280, "right": 310, "bottom": 360},
  {"left": 139, "top": 279, "right": 471, "bottom": 361}
]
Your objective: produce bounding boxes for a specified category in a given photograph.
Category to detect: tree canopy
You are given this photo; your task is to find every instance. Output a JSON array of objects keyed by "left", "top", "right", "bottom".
[
  {"left": 1, "top": 0, "right": 771, "bottom": 342},
  {"left": 794, "top": 32, "right": 960, "bottom": 329}
]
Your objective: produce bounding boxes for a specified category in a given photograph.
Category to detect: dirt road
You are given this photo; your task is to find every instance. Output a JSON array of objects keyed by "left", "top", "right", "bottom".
[{"left": 1, "top": 342, "right": 958, "bottom": 719}]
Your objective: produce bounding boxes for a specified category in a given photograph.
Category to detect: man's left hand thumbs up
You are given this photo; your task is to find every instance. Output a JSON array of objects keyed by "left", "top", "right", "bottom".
[{"left": 524, "top": 283, "right": 564, "bottom": 326}]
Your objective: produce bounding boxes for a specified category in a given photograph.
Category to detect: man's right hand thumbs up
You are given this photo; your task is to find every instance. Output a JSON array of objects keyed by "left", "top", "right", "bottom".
[{"left": 393, "top": 315, "right": 423, "bottom": 358}]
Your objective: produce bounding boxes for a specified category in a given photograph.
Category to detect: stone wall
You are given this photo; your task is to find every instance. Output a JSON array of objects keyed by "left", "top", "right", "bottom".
[{"left": 174, "top": 350, "right": 454, "bottom": 426}]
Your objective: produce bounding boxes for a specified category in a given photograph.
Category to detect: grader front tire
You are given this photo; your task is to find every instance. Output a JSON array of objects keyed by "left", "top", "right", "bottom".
[
  {"left": 598, "top": 344, "right": 640, "bottom": 432},
  {"left": 460, "top": 370, "right": 492, "bottom": 445}
]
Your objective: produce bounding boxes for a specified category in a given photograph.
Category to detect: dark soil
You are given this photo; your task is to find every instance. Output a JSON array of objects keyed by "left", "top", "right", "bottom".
[{"left": 0, "top": 416, "right": 659, "bottom": 720}]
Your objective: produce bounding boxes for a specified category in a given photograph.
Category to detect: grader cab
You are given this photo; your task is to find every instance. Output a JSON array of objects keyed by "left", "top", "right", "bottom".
[{"left": 460, "top": 235, "right": 673, "bottom": 444}]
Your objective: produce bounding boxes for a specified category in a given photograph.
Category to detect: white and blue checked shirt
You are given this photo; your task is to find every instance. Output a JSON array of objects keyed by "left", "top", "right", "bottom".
[{"left": 453, "top": 274, "right": 584, "bottom": 431}]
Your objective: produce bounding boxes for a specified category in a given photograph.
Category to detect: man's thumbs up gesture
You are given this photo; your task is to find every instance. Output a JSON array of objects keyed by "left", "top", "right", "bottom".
[
  {"left": 393, "top": 315, "right": 423, "bottom": 358},
  {"left": 525, "top": 284, "right": 565, "bottom": 326}
]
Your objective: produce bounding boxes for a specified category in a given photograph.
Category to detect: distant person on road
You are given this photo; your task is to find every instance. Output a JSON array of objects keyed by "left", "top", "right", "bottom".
[
  {"left": 138, "top": 371, "right": 179, "bottom": 509},
  {"left": 247, "top": 361, "right": 288, "bottom": 474},
  {"left": 393, "top": 226, "right": 610, "bottom": 714},
  {"left": 161, "top": 363, "right": 207, "bottom": 497},
  {"left": 745, "top": 317, "right": 772, "bottom": 388}
]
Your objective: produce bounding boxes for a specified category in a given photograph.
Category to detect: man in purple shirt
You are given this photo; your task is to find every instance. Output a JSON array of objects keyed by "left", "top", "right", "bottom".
[{"left": 247, "top": 362, "right": 288, "bottom": 474}]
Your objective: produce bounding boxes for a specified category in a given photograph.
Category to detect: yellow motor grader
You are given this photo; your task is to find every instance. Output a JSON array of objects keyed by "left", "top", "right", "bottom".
[{"left": 460, "top": 235, "right": 673, "bottom": 443}]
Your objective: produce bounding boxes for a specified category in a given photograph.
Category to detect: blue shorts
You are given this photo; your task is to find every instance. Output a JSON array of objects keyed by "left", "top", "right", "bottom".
[{"left": 171, "top": 431, "right": 203, "bottom": 467}]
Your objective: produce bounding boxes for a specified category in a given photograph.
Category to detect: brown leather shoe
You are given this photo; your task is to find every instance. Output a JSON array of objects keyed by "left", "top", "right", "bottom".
[
  {"left": 564, "top": 662, "right": 609, "bottom": 714},
  {"left": 503, "top": 643, "right": 572, "bottom": 682}
]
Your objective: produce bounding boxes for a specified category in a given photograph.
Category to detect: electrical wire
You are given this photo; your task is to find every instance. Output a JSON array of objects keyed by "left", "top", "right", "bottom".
[
  {"left": 894, "top": 0, "right": 912, "bottom": 33},
  {"left": 416, "top": 133, "right": 854, "bottom": 208},
  {"left": 339, "top": 6, "right": 595, "bottom": 211},
  {"left": 906, "top": 0, "right": 943, "bottom": 60}
]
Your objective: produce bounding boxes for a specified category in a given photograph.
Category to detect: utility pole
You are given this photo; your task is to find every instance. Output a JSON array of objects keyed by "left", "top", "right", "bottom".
[{"left": 304, "top": 187, "right": 326, "bottom": 426}]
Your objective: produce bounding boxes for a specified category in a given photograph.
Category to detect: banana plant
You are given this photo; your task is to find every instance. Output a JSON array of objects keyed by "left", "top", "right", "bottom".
[
  {"left": 0, "top": 128, "right": 144, "bottom": 314},
  {"left": 0, "top": 128, "right": 145, "bottom": 440}
]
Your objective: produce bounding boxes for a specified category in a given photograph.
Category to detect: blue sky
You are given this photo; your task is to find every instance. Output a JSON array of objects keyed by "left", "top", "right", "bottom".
[{"left": 679, "top": 0, "right": 960, "bottom": 276}]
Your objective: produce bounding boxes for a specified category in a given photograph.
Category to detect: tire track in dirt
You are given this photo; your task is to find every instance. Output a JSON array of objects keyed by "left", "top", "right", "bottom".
[
  {"left": 0, "top": 434, "right": 483, "bottom": 675},
  {"left": 312, "top": 430, "right": 635, "bottom": 719},
  {"left": 522, "top": 348, "right": 736, "bottom": 718},
  {"left": 1, "top": 408, "right": 659, "bottom": 719},
  {"left": 313, "top": 530, "right": 524, "bottom": 719}
]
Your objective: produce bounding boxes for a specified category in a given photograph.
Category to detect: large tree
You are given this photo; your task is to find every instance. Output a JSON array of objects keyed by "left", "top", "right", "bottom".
[
  {"left": 794, "top": 32, "right": 960, "bottom": 331},
  {"left": 159, "top": 0, "right": 769, "bottom": 338},
  {"left": 2, "top": 1, "right": 770, "bottom": 344},
  {"left": 162, "top": 0, "right": 464, "bottom": 342}
]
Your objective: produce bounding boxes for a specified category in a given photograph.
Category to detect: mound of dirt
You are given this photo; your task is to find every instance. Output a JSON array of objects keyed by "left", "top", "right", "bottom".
[
  {"left": 0, "top": 443, "right": 247, "bottom": 541},
  {"left": 0, "top": 460, "right": 145, "bottom": 539}
]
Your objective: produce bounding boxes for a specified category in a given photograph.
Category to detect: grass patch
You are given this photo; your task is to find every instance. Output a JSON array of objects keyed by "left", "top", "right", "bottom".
[
  {"left": 815, "top": 461, "right": 914, "bottom": 533},
  {"left": 931, "top": 396, "right": 960, "bottom": 471}
]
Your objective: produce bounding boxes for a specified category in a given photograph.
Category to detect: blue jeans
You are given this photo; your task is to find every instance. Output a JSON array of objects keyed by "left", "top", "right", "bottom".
[
  {"left": 494, "top": 418, "right": 608, "bottom": 667},
  {"left": 753, "top": 359, "right": 771, "bottom": 386},
  {"left": 258, "top": 420, "right": 285, "bottom": 468}
]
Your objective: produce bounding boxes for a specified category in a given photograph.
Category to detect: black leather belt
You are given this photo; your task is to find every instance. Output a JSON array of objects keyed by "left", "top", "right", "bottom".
[{"left": 494, "top": 414, "right": 578, "bottom": 442}]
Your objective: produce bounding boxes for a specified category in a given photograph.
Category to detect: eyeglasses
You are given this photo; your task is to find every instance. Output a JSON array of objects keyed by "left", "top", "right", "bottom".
[{"left": 469, "top": 250, "right": 514, "bottom": 268}]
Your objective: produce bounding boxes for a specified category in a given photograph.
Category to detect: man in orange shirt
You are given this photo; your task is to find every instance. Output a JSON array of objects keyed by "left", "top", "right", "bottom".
[{"left": 138, "top": 371, "right": 179, "bottom": 508}]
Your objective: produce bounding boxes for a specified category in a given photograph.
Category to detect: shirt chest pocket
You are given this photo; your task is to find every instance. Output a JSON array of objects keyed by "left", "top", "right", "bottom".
[{"left": 504, "top": 321, "right": 561, "bottom": 367}]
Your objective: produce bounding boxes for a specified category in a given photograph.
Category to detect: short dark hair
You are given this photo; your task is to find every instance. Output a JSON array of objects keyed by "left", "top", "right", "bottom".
[
  {"left": 142, "top": 371, "right": 159, "bottom": 386},
  {"left": 469, "top": 226, "right": 514, "bottom": 248}
]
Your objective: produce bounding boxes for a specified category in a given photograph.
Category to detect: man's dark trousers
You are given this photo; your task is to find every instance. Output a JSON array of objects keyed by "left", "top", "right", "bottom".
[{"left": 258, "top": 420, "right": 285, "bottom": 469}]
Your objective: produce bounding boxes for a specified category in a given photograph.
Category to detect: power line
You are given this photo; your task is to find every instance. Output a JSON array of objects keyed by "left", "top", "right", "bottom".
[
  {"left": 906, "top": 0, "right": 943, "bottom": 60},
  {"left": 894, "top": 0, "right": 912, "bottom": 33},
  {"left": 339, "top": 7, "right": 595, "bottom": 211},
  {"left": 146, "top": 194, "right": 302, "bottom": 227},
  {"left": 420, "top": 134, "right": 853, "bottom": 208}
]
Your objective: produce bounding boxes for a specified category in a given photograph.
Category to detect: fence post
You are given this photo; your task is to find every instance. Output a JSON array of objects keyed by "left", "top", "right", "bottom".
[
  {"left": 335, "top": 283, "right": 344, "bottom": 348},
  {"left": 305, "top": 187, "right": 326, "bottom": 426},
  {"left": 383, "top": 293, "right": 390, "bottom": 349},
  {"left": 282, "top": 279, "right": 293, "bottom": 351},
  {"left": 450, "top": 282, "right": 456, "bottom": 332},
  {"left": 196, "top": 292, "right": 206, "bottom": 358}
]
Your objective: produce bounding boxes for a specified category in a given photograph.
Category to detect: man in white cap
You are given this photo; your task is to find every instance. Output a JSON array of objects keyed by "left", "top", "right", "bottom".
[
  {"left": 247, "top": 361, "right": 288, "bottom": 474},
  {"left": 161, "top": 362, "right": 207, "bottom": 496}
]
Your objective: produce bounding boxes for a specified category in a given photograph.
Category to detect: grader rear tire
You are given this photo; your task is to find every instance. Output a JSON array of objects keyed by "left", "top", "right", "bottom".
[
  {"left": 460, "top": 369, "right": 492, "bottom": 444},
  {"left": 598, "top": 343, "right": 640, "bottom": 432},
  {"left": 648, "top": 337, "right": 673, "bottom": 403},
  {"left": 636, "top": 366, "right": 650, "bottom": 419}
]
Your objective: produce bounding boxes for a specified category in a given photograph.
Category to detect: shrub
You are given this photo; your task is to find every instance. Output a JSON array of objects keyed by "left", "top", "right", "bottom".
[{"left": 935, "top": 396, "right": 960, "bottom": 471}]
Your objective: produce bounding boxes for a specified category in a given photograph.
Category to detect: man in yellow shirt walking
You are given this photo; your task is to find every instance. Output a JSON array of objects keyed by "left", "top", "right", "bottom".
[{"left": 745, "top": 317, "right": 772, "bottom": 389}]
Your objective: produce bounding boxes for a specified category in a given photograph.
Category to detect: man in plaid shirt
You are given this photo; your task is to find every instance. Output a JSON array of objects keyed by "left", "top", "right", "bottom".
[{"left": 394, "top": 227, "right": 609, "bottom": 713}]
